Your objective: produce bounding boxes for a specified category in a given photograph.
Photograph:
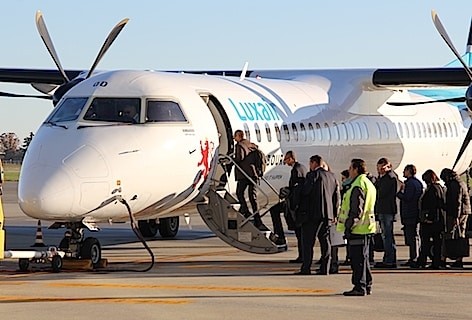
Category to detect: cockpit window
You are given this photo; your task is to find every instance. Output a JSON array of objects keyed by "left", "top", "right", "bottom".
[
  {"left": 146, "top": 100, "right": 187, "bottom": 122},
  {"left": 83, "top": 98, "right": 141, "bottom": 123},
  {"left": 47, "top": 97, "right": 88, "bottom": 122}
]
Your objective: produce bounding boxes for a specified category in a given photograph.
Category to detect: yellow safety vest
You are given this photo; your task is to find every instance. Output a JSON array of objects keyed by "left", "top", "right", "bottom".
[{"left": 337, "top": 174, "right": 376, "bottom": 235}]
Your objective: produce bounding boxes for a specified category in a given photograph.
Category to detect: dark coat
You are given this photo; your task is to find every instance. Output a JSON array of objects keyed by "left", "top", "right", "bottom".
[
  {"left": 375, "top": 170, "right": 398, "bottom": 215},
  {"left": 420, "top": 183, "right": 445, "bottom": 224},
  {"left": 397, "top": 176, "right": 423, "bottom": 224},
  {"left": 444, "top": 177, "right": 471, "bottom": 218},
  {"left": 298, "top": 168, "right": 340, "bottom": 223}
]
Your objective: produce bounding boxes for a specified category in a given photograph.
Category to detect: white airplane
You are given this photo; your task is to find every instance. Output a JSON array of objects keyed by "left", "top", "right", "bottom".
[{"left": 0, "top": 10, "right": 471, "bottom": 267}]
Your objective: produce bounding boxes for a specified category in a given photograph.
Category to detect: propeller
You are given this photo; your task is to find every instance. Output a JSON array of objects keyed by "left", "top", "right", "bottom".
[
  {"left": 429, "top": 10, "right": 472, "bottom": 169},
  {"left": 34, "top": 10, "right": 129, "bottom": 104}
]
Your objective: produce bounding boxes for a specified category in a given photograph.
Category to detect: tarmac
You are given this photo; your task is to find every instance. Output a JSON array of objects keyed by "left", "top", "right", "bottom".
[{"left": 1, "top": 181, "right": 472, "bottom": 320}]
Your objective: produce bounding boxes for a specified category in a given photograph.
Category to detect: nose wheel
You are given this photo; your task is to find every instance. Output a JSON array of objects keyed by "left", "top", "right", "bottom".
[{"left": 58, "top": 223, "right": 102, "bottom": 268}]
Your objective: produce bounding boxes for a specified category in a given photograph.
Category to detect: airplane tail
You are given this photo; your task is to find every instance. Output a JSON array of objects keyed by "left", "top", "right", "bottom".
[{"left": 445, "top": 18, "right": 472, "bottom": 67}]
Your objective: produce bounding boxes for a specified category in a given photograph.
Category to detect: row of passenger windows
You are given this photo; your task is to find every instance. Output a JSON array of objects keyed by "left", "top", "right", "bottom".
[{"left": 243, "top": 121, "right": 460, "bottom": 143}]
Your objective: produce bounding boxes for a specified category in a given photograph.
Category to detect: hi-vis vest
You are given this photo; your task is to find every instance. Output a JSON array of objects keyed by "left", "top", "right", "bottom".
[{"left": 336, "top": 174, "right": 376, "bottom": 235}]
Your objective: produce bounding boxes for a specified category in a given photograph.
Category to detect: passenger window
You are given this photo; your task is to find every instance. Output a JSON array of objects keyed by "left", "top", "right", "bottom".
[
  {"left": 243, "top": 123, "right": 251, "bottom": 141},
  {"left": 255, "top": 123, "right": 261, "bottom": 142},
  {"left": 146, "top": 100, "right": 186, "bottom": 122},
  {"left": 282, "top": 124, "right": 290, "bottom": 142},
  {"left": 308, "top": 123, "right": 315, "bottom": 141},
  {"left": 274, "top": 123, "right": 281, "bottom": 142},
  {"left": 291, "top": 123, "right": 298, "bottom": 141},
  {"left": 265, "top": 123, "right": 272, "bottom": 142},
  {"left": 84, "top": 97, "right": 141, "bottom": 123},
  {"left": 49, "top": 97, "right": 88, "bottom": 122},
  {"left": 300, "top": 123, "right": 307, "bottom": 141}
]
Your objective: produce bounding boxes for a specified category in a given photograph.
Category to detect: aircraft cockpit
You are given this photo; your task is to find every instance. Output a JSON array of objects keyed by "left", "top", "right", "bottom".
[{"left": 45, "top": 96, "right": 188, "bottom": 125}]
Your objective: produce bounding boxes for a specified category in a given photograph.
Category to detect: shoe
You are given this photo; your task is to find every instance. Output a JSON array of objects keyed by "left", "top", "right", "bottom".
[
  {"left": 341, "top": 260, "right": 351, "bottom": 266},
  {"left": 374, "top": 262, "right": 397, "bottom": 269},
  {"left": 274, "top": 237, "right": 287, "bottom": 246},
  {"left": 294, "top": 270, "right": 311, "bottom": 275},
  {"left": 329, "top": 269, "right": 339, "bottom": 274},
  {"left": 343, "top": 289, "right": 365, "bottom": 296},
  {"left": 314, "top": 269, "right": 328, "bottom": 275},
  {"left": 366, "top": 287, "right": 372, "bottom": 295},
  {"left": 450, "top": 261, "right": 464, "bottom": 269},
  {"left": 289, "top": 258, "right": 303, "bottom": 263}
]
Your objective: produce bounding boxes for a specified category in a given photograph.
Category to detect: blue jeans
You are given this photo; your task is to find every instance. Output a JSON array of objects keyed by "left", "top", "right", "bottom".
[{"left": 378, "top": 213, "right": 397, "bottom": 264}]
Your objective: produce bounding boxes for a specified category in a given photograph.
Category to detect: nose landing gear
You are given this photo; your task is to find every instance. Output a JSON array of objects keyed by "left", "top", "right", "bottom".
[{"left": 58, "top": 222, "right": 102, "bottom": 268}]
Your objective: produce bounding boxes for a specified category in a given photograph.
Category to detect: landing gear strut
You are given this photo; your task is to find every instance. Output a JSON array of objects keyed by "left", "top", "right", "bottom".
[{"left": 58, "top": 222, "right": 102, "bottom": 268}]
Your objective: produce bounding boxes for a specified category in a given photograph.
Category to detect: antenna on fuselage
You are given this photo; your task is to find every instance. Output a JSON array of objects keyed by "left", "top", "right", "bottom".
[{"left": 239, "top": 61, "right": 249, "bottom": 81}]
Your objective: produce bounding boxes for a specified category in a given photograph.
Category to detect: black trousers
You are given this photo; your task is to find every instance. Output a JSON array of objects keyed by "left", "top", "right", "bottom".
[
  {"left": 300, "top": 218, "right": 331, "bottom": 274},
  {"left": 269, "top": 202, "right": 286, "bottom": 239},
  {"left": 236, "top": 179, "right": 261, "bottom": 224},
  {"left": 348, "top": 234, "right": 372, "bottom": 293},
  {"left": 418, "top": 222, "right": 442, "bottom": 268}
]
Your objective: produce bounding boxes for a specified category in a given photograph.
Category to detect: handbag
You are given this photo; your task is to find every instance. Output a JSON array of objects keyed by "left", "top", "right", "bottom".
[
  {"left": 373, "top": 232, "right": 384, "bottom": 252},
  {"left": 444, "top": 227, "right": 470, "bottom": 259},
  {"left": 329, "top": 225, "right": 346, "bottom": 247}
]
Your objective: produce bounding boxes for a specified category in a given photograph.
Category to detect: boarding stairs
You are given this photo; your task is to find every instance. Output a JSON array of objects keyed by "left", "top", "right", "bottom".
[{"left": 196, "top": 154, "right": 287, "bottom": 254}]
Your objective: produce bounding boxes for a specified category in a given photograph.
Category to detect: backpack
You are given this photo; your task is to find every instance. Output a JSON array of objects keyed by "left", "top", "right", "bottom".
[{"left": 248, "top": 148, "right": 266, "bottom": 177}]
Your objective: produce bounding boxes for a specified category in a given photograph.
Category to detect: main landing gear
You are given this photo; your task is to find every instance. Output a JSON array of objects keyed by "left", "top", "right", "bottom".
[{"left": 57, "top": 222, "right": 102, "bottom": 268}]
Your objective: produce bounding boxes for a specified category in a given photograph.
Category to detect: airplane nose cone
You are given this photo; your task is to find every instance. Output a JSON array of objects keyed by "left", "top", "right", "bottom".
[{"left": 19, "top": 165, "right": 74, "bottom": 220}]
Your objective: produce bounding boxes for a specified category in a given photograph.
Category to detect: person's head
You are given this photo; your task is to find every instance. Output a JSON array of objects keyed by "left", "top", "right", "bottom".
[
  {"left": 376, "top": 157, "right": 391, "bottom": 175},
  {"left": 403, "top": 164, "right": 416, "bottom": 178},
  {"left": 349, "top": 158, "right": 366, "bottom": 179},
  {"left": 422, "top": 169, "right": 439, "bottom": 185},
  {"left": 123, "top": 105, "right": 136, "bottom": 117},
  {"left": 440, "top": 168, "right": 457, "bottom": 182},
  {"left": 233, "top": 130, "right": 244, "bottom": 142},
  {"left": 283, "top": 150, "right": 296, "bottom": 167},
  {"left": 309, "top": 155, "right": 323, "bottom": 171},
  {"left": 341, "top": 169, "right": 349, "bottom": 182}
]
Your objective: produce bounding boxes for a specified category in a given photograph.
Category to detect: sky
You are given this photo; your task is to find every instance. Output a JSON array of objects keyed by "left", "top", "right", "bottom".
[{"left": 0, "top": 0, "right": 471, "bottom": 140}]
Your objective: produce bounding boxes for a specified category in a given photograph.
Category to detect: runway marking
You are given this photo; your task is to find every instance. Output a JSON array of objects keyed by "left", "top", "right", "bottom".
[
  {"left": 48, "top": 282, "right": 333, "bottom": 294},
  {"left": 0, "top": 296, "right": 188, "bottom": 304}
]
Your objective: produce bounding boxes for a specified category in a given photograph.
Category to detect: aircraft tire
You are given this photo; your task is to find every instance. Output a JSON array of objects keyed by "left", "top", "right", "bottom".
[
  {"left": 19, "top": 258, "right": 29, "bottom": 272},
  {"left": 51, "top": 255, "right": 62, "bottom": 273},
  {"left": 80, "top": 237, "right": 101, "bottom": 267},
  {"left": 138, "top": 219, "right": 158, "bottom": 238},
  {"left": 158, "top": 217, "right": 179, "bottom": 238}
]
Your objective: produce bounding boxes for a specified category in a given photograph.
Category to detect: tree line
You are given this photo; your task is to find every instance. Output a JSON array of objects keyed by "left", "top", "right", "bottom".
[{"left": 0, "top": 132, "right": 34, "bottom": 162}]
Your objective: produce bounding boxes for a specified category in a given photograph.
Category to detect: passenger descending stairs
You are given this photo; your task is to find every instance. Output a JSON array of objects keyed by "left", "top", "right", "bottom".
[{"left": 196, "top": 155, "right": 287, "bottom": 254}]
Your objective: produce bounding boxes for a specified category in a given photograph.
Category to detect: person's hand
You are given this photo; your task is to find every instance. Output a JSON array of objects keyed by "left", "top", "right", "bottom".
[{"left": 399, "top": 182, "right": 405, "bottom": 191}]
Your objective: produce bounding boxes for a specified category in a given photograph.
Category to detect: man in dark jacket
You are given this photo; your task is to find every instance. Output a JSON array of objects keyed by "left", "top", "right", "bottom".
[
  {"left": 396, "top": 164, "right": 423, "bottom": 267},
  {"left": 295, "top": 155, "right": 340, "bottom": 275},
  {"left": 440, "top": 168, "right": 471, "bottom": 269},
  {"left": 269, "top": 151, "right": 306, "bottom": 261},
  {"left": 233, "top": 130, "right": 263, "bottom": 228},
  {"left": 374, "top": 158, "right": 398, "bottom": 268}
]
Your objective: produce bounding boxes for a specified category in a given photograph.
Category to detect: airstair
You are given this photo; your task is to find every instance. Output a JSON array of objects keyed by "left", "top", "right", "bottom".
[{"left": 196, "top": 155, "right": 287, "bottom": 254}]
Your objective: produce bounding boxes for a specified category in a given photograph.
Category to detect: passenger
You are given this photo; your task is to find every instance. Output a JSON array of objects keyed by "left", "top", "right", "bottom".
[
  {"left": 440, "top": 168, "right": 471, "bottom": 269},
  {"left": 294, "top": 155, "right": 340, "bottom": 275},
  {"left": 396, "top": 164, "right": 423, "bottom": 268},
  {"left": 340, "top": 169, "right": 351, "bottom": 266},
  {"left": 417, "top": 169, "right": 445, "bottom": 269},
  {"left": 373, "top": 158, "right": 398, "bottom": 269},
  {"left": 268, "top": 151, "right": 306, "bottom": 262},
  {"left": 233, "top": 130, "right": 263, "bottom": 229},
  {"left": 337, "top": 158, "right": 376, "bottom": 296}
]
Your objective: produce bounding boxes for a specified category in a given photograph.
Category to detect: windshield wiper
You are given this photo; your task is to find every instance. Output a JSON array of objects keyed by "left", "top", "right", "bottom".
[{"left": 43, "top": 121, "right": 68, "bottom": 129}]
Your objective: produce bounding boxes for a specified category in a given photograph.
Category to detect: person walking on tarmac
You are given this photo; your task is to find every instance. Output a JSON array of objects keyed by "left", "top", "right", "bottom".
[
  {"left": 233, "top": 130, "right": 263, "bottom": 229},
  {"left": 269, "top": 151, "right": 306, "bottom": 260},
  {"left": 295, "top": 155, "right": 340, "bottom": 275},
  {"left": 337, "top": 158, "right": 377, "bottom": 296}
]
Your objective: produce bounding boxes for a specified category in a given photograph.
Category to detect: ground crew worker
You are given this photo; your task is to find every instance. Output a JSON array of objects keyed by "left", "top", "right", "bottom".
[{"left": 337, "top": 158, "right": 377, "bottom": 296}]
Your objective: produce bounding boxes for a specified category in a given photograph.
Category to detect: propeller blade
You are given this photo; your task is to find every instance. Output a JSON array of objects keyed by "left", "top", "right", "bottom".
[
  {"left": 432, "top": 10, "right": 472, "bottom": 81},
  {"left": 86, "top": 18, "right": 129, "bottom": 79},
  {"left": 453, "top": 124, "right": 472, "bottom": 169},
  {"left": 0, "top": 91, "right": 52, "bottom": 100},
  {"left": 388, "top": 96, "right": 466, "bottom": 106},
  {"left": 35, "top": 10, "right": 69, "bottom": 83}
]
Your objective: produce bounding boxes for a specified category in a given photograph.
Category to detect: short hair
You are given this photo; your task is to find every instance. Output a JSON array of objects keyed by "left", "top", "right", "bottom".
[
  {"left": 341, "top": 169, "right": 349, "bottom": 178},
  {"left": 422, "top": 169, "right": 439, "bottom": 184},
  {"left": 377, "top": 157, "right": 390, "bottom": 166},
  {"left": 351, "top": 158, "right": 367, "bottom": 175},
  {"left": 404, "top": 164, "right": 416, "bottom": 176},
  {"left": 440, "top": 168, "right": 456, "bottom": 181},
  {"left": 285, "top": 150, "right": 296, "bottom": 161},
  {"left": 234, "top": 129, "right": 244, "bottom": 136},
  {"left": 310, "top": 155, "right": 322, "bottom": 165}
]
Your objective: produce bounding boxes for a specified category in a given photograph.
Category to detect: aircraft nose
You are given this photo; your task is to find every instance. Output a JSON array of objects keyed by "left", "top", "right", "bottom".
[{"left": 18, "top": 165, "right": 74, "bottom": 220}]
